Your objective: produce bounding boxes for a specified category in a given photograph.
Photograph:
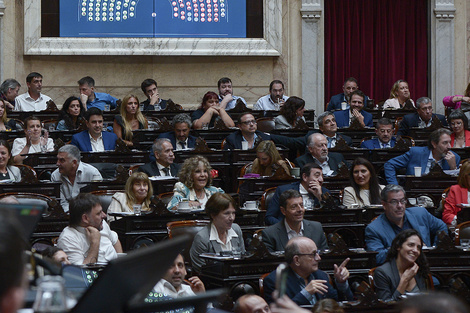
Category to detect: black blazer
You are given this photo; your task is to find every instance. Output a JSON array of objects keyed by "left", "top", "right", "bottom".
[
  {"left": 137, "top": 162, "right": 180, "bottom": 177},
  {"left": 158, "top": 131, "right": 197, "bottom": 150},
  {"left": 397, "top": 113, "right": 448, "bottom": 136},
  {"left": 223, "top": 130, "right": 271, "bottom": 150},
  {"left": 294, "top": 152, "right": 346, "bottom": 172}
]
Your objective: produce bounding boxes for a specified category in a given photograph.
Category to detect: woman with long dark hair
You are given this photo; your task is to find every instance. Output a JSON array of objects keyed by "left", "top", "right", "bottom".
[
  {"left": 56, "top": 96, "right": 86, "bottom": 130},
  {"left": 274, "top": 96, "right": 306, "bottom": 129}
]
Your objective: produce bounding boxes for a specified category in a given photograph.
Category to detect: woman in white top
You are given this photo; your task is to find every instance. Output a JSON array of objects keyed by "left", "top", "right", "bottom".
[
  {"left": 12, "top": 116, "right": 54, "bottom": 164},
  {"left": 343, "top": 157, "right": 384, "bottom": 208},
  {"left": 0, "top": 140, "right": 21, "bottom": 182},
  {"left": 383, "top": 80, "right": 415, "bottom": 109},
  {"left": 107, "top": 172, "right": 153, "bottom": 222},
  {"left": 274, "top": 96, "right": 306, "bottom": 129}
]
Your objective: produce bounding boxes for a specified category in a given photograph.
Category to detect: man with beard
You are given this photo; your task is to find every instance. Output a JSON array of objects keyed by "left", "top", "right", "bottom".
[
  {"left": 333, "top": 90, "right": 373, "bottom": 128},
  {"left": 254, "top": 80, "right": 289, "bottom": 111},
  {"left": 217, "top": 77, "right": 247, "bottom": 110},
  {"left": 360, "top": 118, "right": 396, "bottom": 149},
  {"left": 326, "top": 77, "right": 369, "bottom": 111}
]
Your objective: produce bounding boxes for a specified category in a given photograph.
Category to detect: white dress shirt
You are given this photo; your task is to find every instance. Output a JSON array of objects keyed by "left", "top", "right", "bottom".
[
  {"left": 89, "top": 133, "right": 105, "bottom": 152},
  {"left": 14, "top": 92, "right": 52, "bottom": 111}
]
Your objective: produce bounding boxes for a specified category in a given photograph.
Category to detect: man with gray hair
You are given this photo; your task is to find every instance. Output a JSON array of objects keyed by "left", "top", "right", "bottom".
[
  {"left": 158, "top": 113, "right": 197, "bottom": 150},
  {"left": 365, "top": 184, "right": 448, "bottom": 264},
  {"left": 317, "top": 112, "right": 352, "bottom": 148},
  {"left": 138, "top": 138, "right": 180, "bottom": 177},
  {"left": 397, "top": 97, "right": 448, "bottom": 136},
  {"left": 384, "top": 128, "right": 459, "bottom": 185},
  {"left": 0, "top": 79, "right": 21, "bottom": 110},
  {"left": 51, "top": 144, "right": 103, "bottom": 212}
]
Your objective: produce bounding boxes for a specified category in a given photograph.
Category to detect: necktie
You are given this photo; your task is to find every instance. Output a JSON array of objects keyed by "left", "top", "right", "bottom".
[
  {"left": 162, "top": 168, "right": 170, "bottom": 176},
  {"left": 327, "top": 137, "right": 333, "bottom": 148},
  {"left": 179, "top": 141, "right": 186, "bottom": 149}
]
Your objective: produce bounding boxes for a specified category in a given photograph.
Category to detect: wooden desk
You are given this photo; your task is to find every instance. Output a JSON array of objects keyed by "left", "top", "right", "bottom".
[
  {"left": 335, "top": 128, "right": 377, "bottom": 146},
  {"left": 0, "top": 181, "right": 61, "bottom": 198}
]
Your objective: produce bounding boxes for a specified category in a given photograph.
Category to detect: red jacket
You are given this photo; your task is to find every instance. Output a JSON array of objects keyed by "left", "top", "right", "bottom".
[{"left": 443, "top": 184, "right": 468, "bottom": 224}]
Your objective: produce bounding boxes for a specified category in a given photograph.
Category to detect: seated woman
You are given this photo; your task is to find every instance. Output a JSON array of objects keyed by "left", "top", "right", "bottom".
[
  {"left": 447, "top": 109, "right": 470, "bottom": 148},
  {"left": 0, "top": 140, "right": 21, "bottom": 182},
  {"left": 56, "top": 96, "right": 86, "bottom": 131},
  {"left": 12, "top": 116, "right": 54, "bottom": 164},
  {"left": 0, "top": 99, "right": 18, "bottom": 131},
  {"left": 251, "top": 140, "right": 290, "bottom": 176},
  {"left": 113, "top": 94, "right": 148, "bottom": 146},
  {"left": 108, "top": 172, "right": 153, "bottom": 222},
  {"left": 274, "top": 96, "right": 306, "bottom": 129},
  {"left": 190, "top": 193, "right": 245, "bottom": 272},
  {"left": 167, "top": 155, "right": 224, "bottom": 211},
  {"left": 191, "top": 91, "right": 235, "bottom": 130},
  {"left": 443, "top": 160, "right": 470, "bottom": 225},
  {"left": 383, "top": 80, "right": 415, "bottom": 109},
  {"left": 443, "top": 82, "right": 470, "bottom": 111},
  {"left": 342, "top": 158, "right": 384, "bottom": 208},
  {"left": 374, "top": 229, "right": 430, "bottom": 301}
]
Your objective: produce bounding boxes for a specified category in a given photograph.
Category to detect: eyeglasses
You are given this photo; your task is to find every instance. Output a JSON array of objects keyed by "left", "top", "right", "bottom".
[
  {"left": 297, "top": 251, "right": 319, "bottom": 258},
  {"left": 387, "top": 199, "right": 407, "bottom": 206},
  {"left": 241, "top": 120, "right": 257, "bottom": 125}
]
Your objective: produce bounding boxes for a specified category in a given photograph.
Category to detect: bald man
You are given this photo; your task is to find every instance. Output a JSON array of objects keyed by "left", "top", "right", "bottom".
[{"left": 234, "top": 295, "right": 271, "bottom": 313}]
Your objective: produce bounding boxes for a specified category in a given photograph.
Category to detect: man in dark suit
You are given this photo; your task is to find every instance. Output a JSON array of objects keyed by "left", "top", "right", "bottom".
[
  {"left": 333, "top": 90, "right": 373, "bottom": 128},
  {"left": 265, "top": 163, "right": 329, "bottom": 225},
  {"left": 397, "top": 97, "right": 448, "bottom": 136},
  {"left": 138, "top": 138, "right": 180, "bottom": 177},
  {"left": 140, "top": 78, "right": 168, "bottom": 111},
  {"left": 263, "top": 237, "right": 354, "bottom": 305},
  {"left": 223, "top": 113, "right": 271, "bottom": 150},
  {"left": 71, "top": 108, "right": 117, "bottom": 152},
  {"left": 294, "top": 133, "right": 346, "bottom": 175},
  {"left": 326, "top": 77, "right": 369, "bottom": 111},
  {"left": 317, "top": 111, "right": 352, "bottom": 148},
  {"left": 262, "top": 189, "right": 328, "bottom": 252},
  {"left": 360, "top": 118, "right": 397, "bottom": 149},
  {"left": 158, "top": 113, "right": 197, "bottom": 150}
]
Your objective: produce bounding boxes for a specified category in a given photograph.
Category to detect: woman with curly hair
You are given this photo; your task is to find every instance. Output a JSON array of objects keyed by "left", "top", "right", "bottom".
[
  {"left": 251, "top": 140, "right": 290, "bottom": 176},
  {"left": 274, "top": 96, "right": 306, "bottom": 129},
  {"left": 167, "top": 155, "right": 224, "bottom": 211},
  {"left": 374, "top": 229, "right": 430, "bottom": 301},
  {"left": 107, "top": 172, "right": 153, "bottom": 222},
  {"left": 56, "top": 96, "right": 86, "bottom": 131},
  {"left": 113, "top": 94, "right": 148, "bottom": 146}
]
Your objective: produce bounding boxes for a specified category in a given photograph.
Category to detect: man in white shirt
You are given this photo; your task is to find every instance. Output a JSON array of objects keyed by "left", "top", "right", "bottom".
[
  {"left": 51, "top": 145, "right": 103, "bottom": 212},
  {"left": 14, "top": 72, "right": 52, "bottom": 111},
  {"left": 57, "top": 193, "right": 123, "bottom": 265},
  {"left": 254, "top": 80, "right": 289, "bottom": 111}
]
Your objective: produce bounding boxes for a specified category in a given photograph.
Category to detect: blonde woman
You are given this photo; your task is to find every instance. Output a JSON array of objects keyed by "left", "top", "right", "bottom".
[
  {"left": 0, "top": 99, "right": 17, "bottom": 131},
  {"left": 251, "top": 140, "right": 290, "bottom": 176},
  {"left": 113, "top": 94, "right": 148, "bottom": 146},
  {"left": 107, "top": 172, "right": 153, "bottom": 222},
  {"left": 383, "top": 80, "right": 415, "bottom": 109}
]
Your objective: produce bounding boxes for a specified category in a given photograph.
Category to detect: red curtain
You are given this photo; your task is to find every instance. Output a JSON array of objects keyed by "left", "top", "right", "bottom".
[{"left": 324, "top": 0, "right": 428, "bottom": 105}]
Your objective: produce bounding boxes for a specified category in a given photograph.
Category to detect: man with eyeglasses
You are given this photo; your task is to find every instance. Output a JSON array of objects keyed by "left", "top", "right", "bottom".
[
  {"left": 360, "top": 118, "right": 396, "bottom": 149},
  {"left": 397, "top": 97, "right": 448, "bottom": 136},
  {"left": 223, "top": 113, "right": 271, "bottom": 150},
  {"left": 365, "top": 184, "right": 448, "bottom": 265},
  {"left": 262, "top": 189, "right": 328, "bottom": 252},
  {"left": 263, "top": 237, "right": 353, "bottom": 305},
  {"left": 384, "top": 128, "right": 460, "bottom": 185}
]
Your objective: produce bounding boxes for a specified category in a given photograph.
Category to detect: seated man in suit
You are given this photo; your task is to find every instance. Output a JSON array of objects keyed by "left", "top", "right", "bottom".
[
  {"left": 397, "top": 97, "right": 448, "bottom": 136},
  {"left": 262, "top": 189, "right": 328, "bottom": 252},
  {"left": 333, "top": 90, "right": 373, "bottom": 128},
  {"left": 71, "top": 107, "right": 118, "bottom": 152},
  {"left": 326, "top": 77, "right": 370, "bottom": 111},
  {"left": 294, "top": 133, "right": 346, "bottom": 175},
  {"left": 360, "top": 118, "right": 396, "bottom": 149},
  {"left": 384, "top": 128, "right": 459, "bottom": 185},
  {"left": 158, "top": 113, "right": 197, "bottom": 150},
  {"left": 365, "top": 184, "right": 448, "bottom": 264},
  {"left": 263, "top": 237, "right": 354, "bottom": 305},
  {"left": 317, "top": 111, "right": 352, "bottom": 148},
  {"left": 138, "top": 138, "right": 180, "bottom": 177},
  {"left": 224, "top": 113, "right": 271, "bottom": 150},
  {"left": 140, "top": 78, "right": 167, "bottom": 111},
  {"left": 265, "top": 163, "right": 329, "bottom": 225}
]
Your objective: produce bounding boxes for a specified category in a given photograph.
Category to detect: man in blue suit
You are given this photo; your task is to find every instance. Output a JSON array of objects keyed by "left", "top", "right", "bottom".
[
  {"left": 265, "top": 163, "right": 329, "bottom": 225},
  {"left": 333, "top": 90, "right": 373, "bottom": 128},
  {"left": 365, "top": 185, "right": 448, "bottom": 264},
  {"left": 263, "top": 237, "right": 354, "bottom": 305},
  {"left": 384, "top": 128, "right": 459, "bottom": 185},
  {"left": 158, "top": 113, "right": 197, "bottom": 150},
  {"left": 326, "top": 77, "right": 369, "bottom": 111},
  {"left": 71, "top": 108, "right": 117, "bottom": 152},
  {"left": 397, "top": 97, "right": 448, "bottom": 136},
  {"left": 360, "top": 118, "right": 396, "bottom": 149}
]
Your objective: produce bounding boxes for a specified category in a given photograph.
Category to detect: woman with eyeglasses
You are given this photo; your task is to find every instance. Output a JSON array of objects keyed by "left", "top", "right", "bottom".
[
  {"left": 443, "top": 160, "right": 470, "bottom": 225},
  {"left": 383, "top": 80, "right": 415, "bottom": 109},
  {"left": 191, "top": 91, "right": 235, "bottom": 130},
  {"left": 274, "top": 96, "right": 306, "bottom": 129},
  {"left": 374, "top": 229, "right": 430, "bottom": 302},
  {"left": 447, "top": 109, "right": 470, "bottom": 148}
]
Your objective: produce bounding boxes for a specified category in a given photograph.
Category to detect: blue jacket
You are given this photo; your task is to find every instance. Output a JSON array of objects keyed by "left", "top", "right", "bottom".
[
  {"left": 158, "top": 131, "right": 197, "bottom": 150},
  {"left": 71, "top": 130, "right": 117, "bottom": 152},
  {"left": 397, "top": 113, "right": 448, "bottom": 136},
  {"left": 333, "top": 109, "right": 373, "bottom": 128},
  {"left": 265, "top": 181, "right": 329, "bottom": 225},
  {"left": 365, "top": 207, "right": 448, "bottom": 264},
  {"left": 384, "top": 146, "right": 460, "bottom": 185},
  {"left": 360, "top": 137, "right": 397, "bottom": 149},
  {"left": 327, "top": 93, "right": 370, "bottom": 111}
]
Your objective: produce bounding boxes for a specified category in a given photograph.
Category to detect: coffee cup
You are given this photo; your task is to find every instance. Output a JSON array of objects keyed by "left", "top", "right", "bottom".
[
  {"left": 178, "top": 201, "right": 190, "bottom": 210},
  {"left": 290, "top": 167, "right": 300, "bottom": 178},
  {"left": 244, "top": 201, "right": 257, "bottom": 210},
  {"left": 414, "top": 167, "right": 421, "bottom": 177}
]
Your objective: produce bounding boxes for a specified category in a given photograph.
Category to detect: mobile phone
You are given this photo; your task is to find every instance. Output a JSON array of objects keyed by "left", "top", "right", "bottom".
[{"left": 275, "top": 263, "right": 288, "bottom": 298}]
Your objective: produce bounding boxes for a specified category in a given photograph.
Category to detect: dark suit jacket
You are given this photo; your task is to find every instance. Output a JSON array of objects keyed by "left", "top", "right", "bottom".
[
  {"left": 158, "top": 131, "right": 197, "bottom": 150},
  {"left": 360, "top": 137, "right": 397, "bottom": 149},
  {"left": 71, "top": 131, "right": 117, "bottom": 152},
  {"left": 327, "top": 93, "right": 370, "bottom": 111},
  {"left": 333, "top": 109, "right": 374, "bottom": 128},
  {"left": 262, "top": 219, "right": 328, "bottom": 252},
  {"left": 397, "top": 113, "right": 448, "bottom": 136},
  {"left": 294, "top": 152, "right": 346, "bottom": 172},
  {"left": 141, "top": 98, "right": 167, "bottom": 111},
  {"left": 265, "top": 181, "right": 329, "bottom": 225},
  {"left": 263, "top": 267, "right": 354, "bottom": 305},
  {"left": 137, "top": 162, "right": 180, "bottom": 177},
  {"left": 223, "top": 130, "right": 271, "bottom": 150}
]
